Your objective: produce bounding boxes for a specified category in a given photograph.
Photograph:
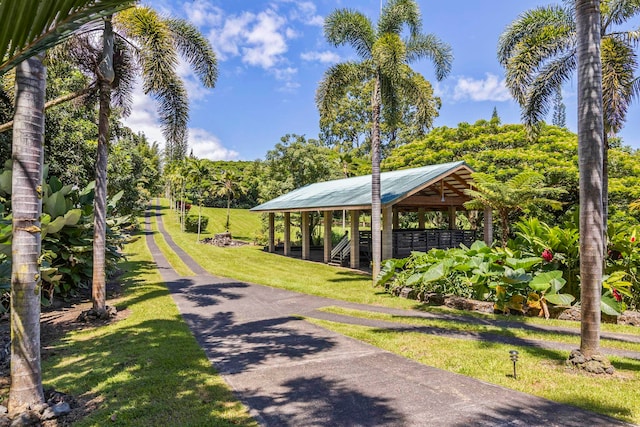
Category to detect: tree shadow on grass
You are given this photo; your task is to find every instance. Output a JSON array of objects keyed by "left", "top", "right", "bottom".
[
  {"left": 43, "top": 317, "right": 257, "bottom": 427},
  {"left": 244, "top": 375, "right": 404, "bottom": 427},
  {"left": 327, "top": 270, "right": 371, "bottom": 283}
]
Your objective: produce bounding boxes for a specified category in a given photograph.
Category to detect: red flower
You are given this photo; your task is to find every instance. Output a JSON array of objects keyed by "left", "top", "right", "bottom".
[
  {"left": 612, "top": 288, "right": 622, "bottom": 302},
  {"left": 631, "top": 236, "right": 636, "bottom": 243},
  {"left": 541, "top": 249, "right": 553, "bottom": 262}
]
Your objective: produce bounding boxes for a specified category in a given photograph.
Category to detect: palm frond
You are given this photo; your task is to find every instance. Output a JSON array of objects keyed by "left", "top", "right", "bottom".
[
  {"left": 601, "top": 35, "right": 637, "bottom": 134},
  {"left": 0, "top": 0, "right": 136, "bottom": 74},
  {"left": 378, "top": 0, "right": 421, "bottom": 36},
  {"left": 405, "top": 33, "right": 452, "bottom": 81},
  {"left": 324, "top": 9, "right": 375, "bottom": 59},
  {"left": 603, "top": 0, "right": 640, "bottom": 28},
  {"left": 523, "top": 51, "right": 576, "bottom": 126},
  {"left": 165, "top": 18, "right": 217, "bottom": 88},
  {"left": 316, "top": 61, "right": 369, "bottom": 115}
]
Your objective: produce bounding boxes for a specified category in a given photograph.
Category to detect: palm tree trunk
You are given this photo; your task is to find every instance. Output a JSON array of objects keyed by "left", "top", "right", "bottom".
[
  {"left": 371, "top": 75, "right": 382, "bottom": 280},
  {"left": 92, "top": 17, "right": 115, "bottom": 317},
  {"left": 9, "top": 56, "right": 46, "bottom": 415},
  {"left": 197, "top": 201, "right": 202, "bottom": 242},
  {"left": 576, "top": 0, "right": 604, "bottom": 358},
  {"left": 226, "top": 193, "right": 231, "bottom": 231}
]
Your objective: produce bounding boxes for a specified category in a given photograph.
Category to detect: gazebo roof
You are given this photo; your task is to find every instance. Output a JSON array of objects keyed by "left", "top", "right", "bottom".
[{"left": 251, "top": 161, "right": 474, "bottom": 213}]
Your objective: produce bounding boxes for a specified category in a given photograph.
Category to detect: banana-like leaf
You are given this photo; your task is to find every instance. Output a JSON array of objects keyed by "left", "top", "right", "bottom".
[
  {"left": 544, "top": 293, "right": 574, "bottom": 306},
  {"left": 601, "top": 295, "right": 623, "bottom": 316},
  {"left": 64, "top": 208, "right": 82, "bottom": 225},
  {"left": 0, "top": 0, "right": 136, "bottom": 74},
  {"left": 505, "top": 256, "right": 542, "bottom": 270}
]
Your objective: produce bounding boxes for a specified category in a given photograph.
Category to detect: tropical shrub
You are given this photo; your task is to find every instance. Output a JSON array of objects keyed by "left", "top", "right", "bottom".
[
  {"left": 185, "top": 214, "right": 208, "bottom": 233},
  {"left": 0, "top": 162, "right": 133, "bottom": 309},
  {"left": 376, "top": 241, "right": 574, "bottom": 317}
]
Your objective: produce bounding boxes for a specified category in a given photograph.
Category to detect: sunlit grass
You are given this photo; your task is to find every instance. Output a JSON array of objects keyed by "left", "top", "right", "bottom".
[
  {"left": 42, "top": 233, "right": 257, "bottom": 427},
  {"left": 318, "top": 306, "right": 640, "bottom": 353},
  {"left": 307, "top": 317, "right": 640, "bottom": 424},
  {"left": 148, "top": 207, "right": 193, "bottom": 276}
]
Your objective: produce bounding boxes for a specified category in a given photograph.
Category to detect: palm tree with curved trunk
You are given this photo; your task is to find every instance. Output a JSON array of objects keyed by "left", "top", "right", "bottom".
[
  {"left": 317, "top": 0, "right": 452, "bottom": 278},
  {"left": 0, "top": 0, "right": 135, "bottom": 414},
  {"left": 72, "top": 6, "right": 217, "bottom": 316}
]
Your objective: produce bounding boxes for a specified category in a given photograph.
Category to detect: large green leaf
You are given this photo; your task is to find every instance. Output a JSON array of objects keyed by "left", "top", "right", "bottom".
[
  {"left": 529, "top": 271, "right": 565, "bottom": 292},
  {"left": 0, "top": 169, "right": 11, "bottom": 194},
  {"left": 422, "top": 262, "right": 446, "bottom": 283},
  {"left": 44, "top": 191, "right": 68, "bottom": 218},
  {"left": 64, "top": 208, "right": 82, "bottom": 225},
  {"left": 0, "top": 0, "right": 136, "bottom": 74},
  {"left": 544, "top": 293, "right": 574, "bottom": 306},
  {"left": 505, "top": 256, "right": 541, "bottom": 270},
  {"left": 501, "top": 267, "right": 531, "bottom": 285},
  {"left": 601, "top": 295, "right": 623, "bottom": 316}
]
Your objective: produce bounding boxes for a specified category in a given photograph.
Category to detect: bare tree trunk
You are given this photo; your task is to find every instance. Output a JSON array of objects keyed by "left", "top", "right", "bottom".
[
  {"left": 92, "top": 17, "right": 115, "bottom": 317},
  {"left": 576, "top": 0, "right": 604, "bottom": 358},
  {"left": 371, "top": 75, "right": 382, "bottom": 280},
  {"left": 9, "top": 56, "right": 46, "bottom": 415}
]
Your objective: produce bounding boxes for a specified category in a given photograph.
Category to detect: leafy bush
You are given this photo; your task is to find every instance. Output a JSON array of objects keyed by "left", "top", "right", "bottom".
[
  {"left": 184, "top": 215, "right": 208, "bottom": 233},
  {"left": 0, "top": 162, "right": 134, "bottom": 309}
]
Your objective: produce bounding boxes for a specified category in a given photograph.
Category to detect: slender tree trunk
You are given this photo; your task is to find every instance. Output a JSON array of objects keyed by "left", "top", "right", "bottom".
[
  {"left": 576, "top": 0, "right": 604, "bottom": 358},
  {"left": 371, "top": 75, "right": 382, "bottom": 279},
  {"left": 9, "top": 56, "right": 46, "bottom": 415},
  {"left": 197, "top": 201, "right": 202, "bottom": 242},
  {"left": 226, "top": 194, "right": 231, "bottom": 231},
  {"left": 92, "top": 17, "right": 115, "bottom": 317}
]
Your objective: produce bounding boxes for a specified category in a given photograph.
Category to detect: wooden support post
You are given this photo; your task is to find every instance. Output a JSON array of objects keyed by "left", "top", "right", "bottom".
[
  {"left": 449, "top": 206, "right": 457, "bottom": 230},
  {"left": 484, "top": 207, "right": 493, "bottom": 246},
  {"left": 393, "top": 209, "right": 399, "bottom": 229},
  {"left": 268, "top": 212, "right": 275, "bottom": 253},
  {"left": 418, "top": 207, "right": 425, "bottom": 229},
  {"left": 350, "top": 210, "right": 360, "bottom": 269},
  {"left": 324, "top": 210, "right": 332, "bottom": 263},
  {"left": 283, "top": 212, "right": 291, "bottom": 256},
  {"left": 302, "top": 211, "right": 310, "bottom": 260},
  {"left": 382, "top": 205, "right": 393, "bottom": 260}
]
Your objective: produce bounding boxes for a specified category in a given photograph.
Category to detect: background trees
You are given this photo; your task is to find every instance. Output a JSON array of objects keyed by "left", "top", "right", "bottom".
[{"left": 318, "top": 0, "right": 452, "bottom": 277}]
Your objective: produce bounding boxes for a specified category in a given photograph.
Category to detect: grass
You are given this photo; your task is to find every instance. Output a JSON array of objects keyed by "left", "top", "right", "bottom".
[
  {"left": 148, "top": 210, "right": 193, "bottom": 276},
  {"left": 156, "top": 199, "right": 418, "bottom": 308},
  {"left": 306, "top": 317, "right": 640, "bottom": 424},
  {"left": 182, "top": 203, "right": 262, "bottom": 242},
  {"left": 42, "top": 233, "right": 257, "bottom": 427}
]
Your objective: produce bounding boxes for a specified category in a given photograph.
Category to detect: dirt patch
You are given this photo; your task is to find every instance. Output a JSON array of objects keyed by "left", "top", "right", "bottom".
[{"left": 0, "top": 278, "right": 130, "bottom": 425}]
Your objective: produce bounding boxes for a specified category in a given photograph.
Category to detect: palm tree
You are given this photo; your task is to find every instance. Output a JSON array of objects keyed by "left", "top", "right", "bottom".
[
  {"left": 187, "top": 157, "right": 211, "bottom": 242},
  {"left": 317, "top": 0, "right": 452, "bottom": 278},
  {"left": 576, "top": 0, "right": 605, "bottom": 359},
  {"left": 213, "top": 170, "right": 245, "bottom": 232},
  {"left": 498, "top": 0, "right": 640, "bottom": 241},
  {"left": 463, "top": 171, "right": 566, "bottom": 248},
  {"left": 0, "top": 0, "right": 135, "bottom": 415},
  {"left": 75, "top": 6, "right": 217, "bottom": 316}
]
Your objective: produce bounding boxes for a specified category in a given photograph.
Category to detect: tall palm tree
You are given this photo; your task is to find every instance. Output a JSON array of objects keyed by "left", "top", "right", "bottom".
[
  {"left": 576, "top": 0, "right": 605, "bottom": 359},
  {"left": 213, "top": 170, "right": 245, "bottom": 232},
  {"left": 498, "top": 0, "right": 640, "bottom": 241},
  {"left": 77, "top": 6, "right": 217, "bottom": 316},
  {"left": 0, "top": 0, "right": 135, "bottom": 415},
  {"left": 187, "top": 157, "right": 211, "bottom": 242},
  {"left": 317, "top": 0, "right": 452, "bottom": 278},
  {"left": 463, "top": 171, "right": 565, "bottom": 248}
]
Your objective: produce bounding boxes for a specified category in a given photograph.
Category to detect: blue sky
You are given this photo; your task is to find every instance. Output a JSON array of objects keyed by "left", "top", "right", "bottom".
[{"left": 125, "top": 0, "right": 640, "bottom": 161}]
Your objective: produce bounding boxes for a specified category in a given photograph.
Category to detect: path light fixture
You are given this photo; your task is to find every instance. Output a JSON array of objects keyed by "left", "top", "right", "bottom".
[{"left": 509, "top": 350, "right": 519, "bottom": 379}]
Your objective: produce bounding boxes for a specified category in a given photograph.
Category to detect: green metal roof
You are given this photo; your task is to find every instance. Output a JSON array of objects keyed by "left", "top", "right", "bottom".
[{"left": 251, "top": 161, "right": 472, "bottom": 212}]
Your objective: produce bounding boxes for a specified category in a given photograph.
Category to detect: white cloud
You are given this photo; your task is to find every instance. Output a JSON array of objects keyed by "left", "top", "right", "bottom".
[
  {"left": 189, "top": 128, "right": 239, "bottom": 160},
  {"left": 242, "top": 10, "right": 288, "bottom": 68},
  {"left": 183, "top": 0, "right": 223, "bottom": 27},
  {"left": 300, "top": 50, "right": 340, "bottom": 64},
  {"left": 453, "top": 73, "right": 512, "bottom": 102}
]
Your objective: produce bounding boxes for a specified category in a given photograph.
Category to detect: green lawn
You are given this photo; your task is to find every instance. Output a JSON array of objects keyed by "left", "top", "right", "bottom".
[
  {"left": 42, "top": 232, "right": 257, "bottom": 427},
  {"left": 154, "top": 198, "right": 640, "bottom": 424}
]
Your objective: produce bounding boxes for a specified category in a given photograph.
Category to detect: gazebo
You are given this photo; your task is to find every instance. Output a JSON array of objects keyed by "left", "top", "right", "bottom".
[{"left": 250, "top": 161, "right": 492, "bottom": 268}]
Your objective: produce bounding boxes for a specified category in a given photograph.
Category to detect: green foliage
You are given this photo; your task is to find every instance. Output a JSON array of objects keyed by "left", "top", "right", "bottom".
[
  {"left": 184, "top": 214, "right": 208, "bottom": 233},
  {"left": 0, "top": 164, "right": 133, "bottom": 308}
]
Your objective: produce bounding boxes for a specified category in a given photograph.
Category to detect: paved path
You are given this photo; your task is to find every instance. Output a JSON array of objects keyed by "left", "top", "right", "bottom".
[{"left": 145, "top": 206, "right": 637, "bottom": 426}]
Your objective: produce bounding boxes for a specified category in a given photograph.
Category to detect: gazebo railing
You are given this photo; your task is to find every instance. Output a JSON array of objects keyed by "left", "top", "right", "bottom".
[{"left": 359, "top": 229, "right": 476, "bottom": 260}]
